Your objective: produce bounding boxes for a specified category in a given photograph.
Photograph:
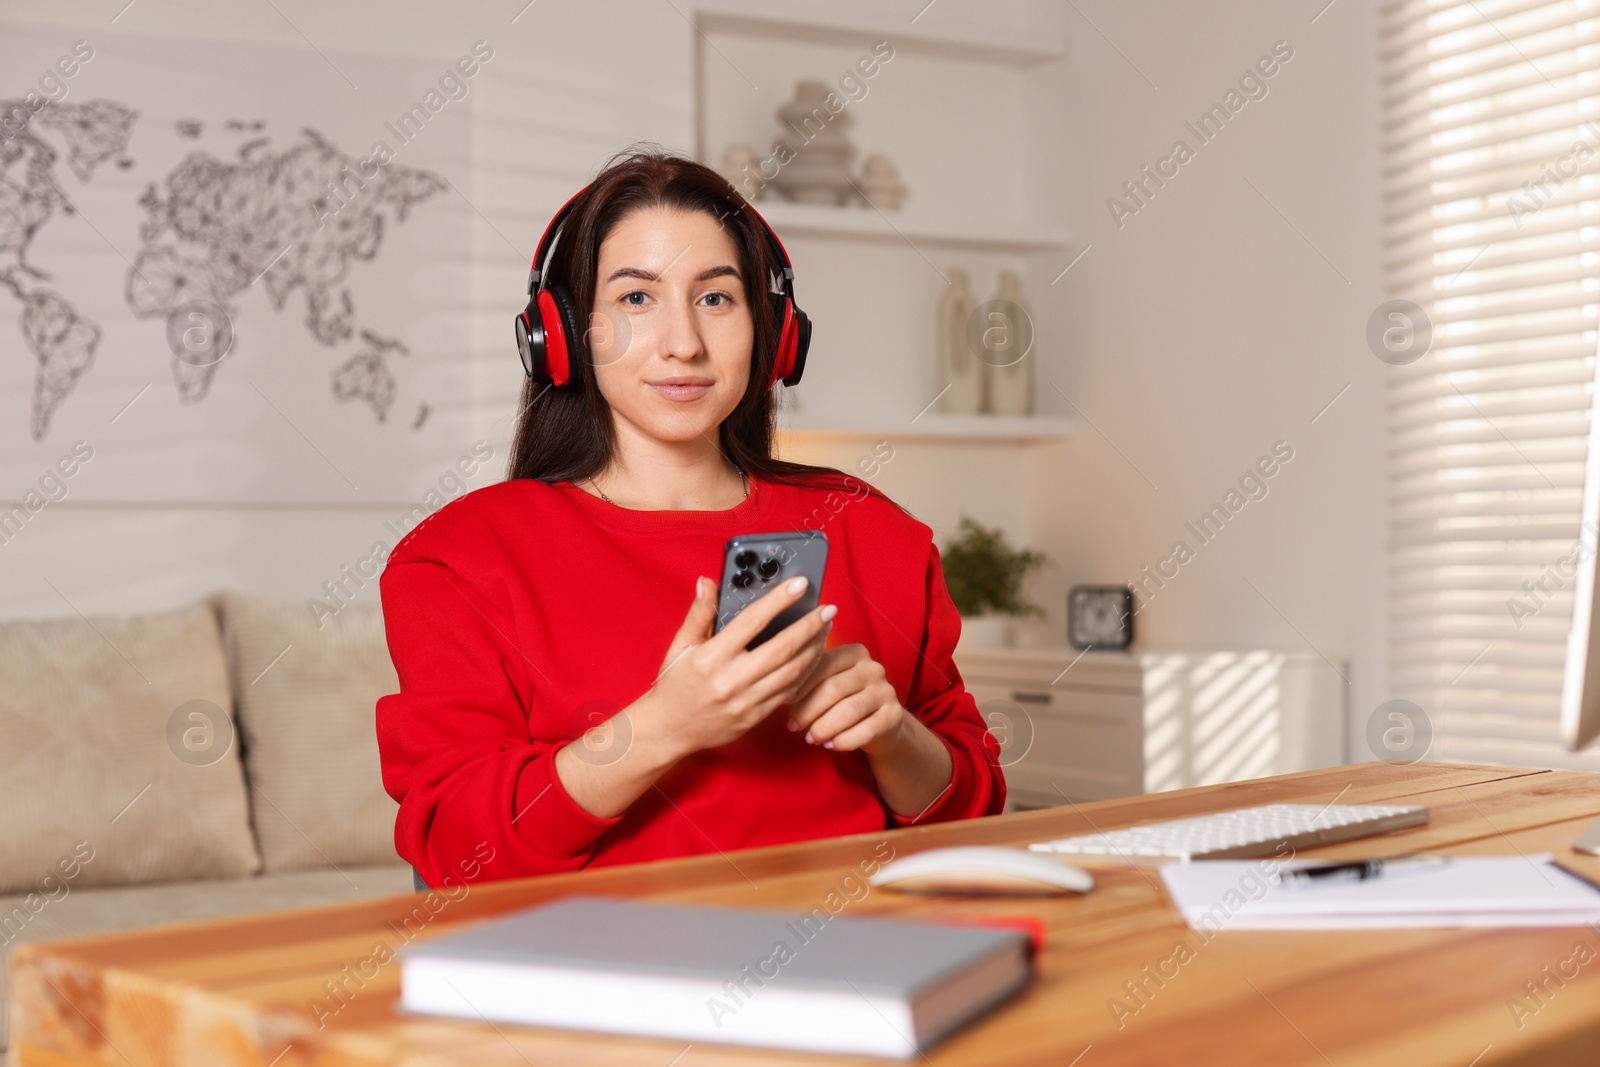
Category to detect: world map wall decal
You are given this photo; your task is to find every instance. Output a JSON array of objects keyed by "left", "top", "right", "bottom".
[
  {"left": 124, "top": 126, "right": 446, "bottom": 421},
  {"left": 0, "top": 97, "right": 137, "bottom": 441},
  {"left": 0, "top": 23, "right": 470, "bottom": 504}
]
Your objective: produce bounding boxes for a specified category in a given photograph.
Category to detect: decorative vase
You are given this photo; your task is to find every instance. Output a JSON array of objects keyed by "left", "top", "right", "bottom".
[
  {"left": 957, "top": 613, "right": 1012, "bottom": 649},
  {"left": 857, "top": 154, "right": 906, "bottom": 210},
  {"left": 984, "top": 270, "right": 1035, "bottom": 415},
  {"left": 770, "top": 80, "right": 857, "bottom": 206},
  {"left": 720, "top": 143, "right": 764, "bottom": 201},
  {"left": 937, "top": 269, "right": 983, "bottom": 414}
]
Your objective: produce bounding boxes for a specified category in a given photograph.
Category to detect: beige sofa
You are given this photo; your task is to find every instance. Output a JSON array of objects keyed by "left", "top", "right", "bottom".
[{"left": 0, "top": 589, "right": 414, "bottom": 1062}]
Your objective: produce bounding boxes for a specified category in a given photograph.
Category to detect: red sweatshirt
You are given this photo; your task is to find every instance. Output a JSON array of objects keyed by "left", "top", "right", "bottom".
[{"left": 375, "top": 471, "right": 1005, "bottom": 888}]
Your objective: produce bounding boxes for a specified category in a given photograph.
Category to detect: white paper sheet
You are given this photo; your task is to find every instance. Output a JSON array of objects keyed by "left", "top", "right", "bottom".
[{"left": 1159, "top": 853, "right": 1600, "bottom": 931}]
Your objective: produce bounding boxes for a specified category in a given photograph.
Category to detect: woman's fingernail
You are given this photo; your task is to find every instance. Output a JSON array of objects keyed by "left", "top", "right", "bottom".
[
  {"left": 787, "top": 576, "right": 808, "bottom": 595},
  {"left": 820, "top": 603, "right": 837, "bottom": 622},
  {"left": 787, "top": 718, "right": 799, "bottom": 732},
  {"left": 823, "top": 740, "right": 835, "bottom": 750},
  {"left": 804, "top": 730, "right": 815, "bottom": 744}
]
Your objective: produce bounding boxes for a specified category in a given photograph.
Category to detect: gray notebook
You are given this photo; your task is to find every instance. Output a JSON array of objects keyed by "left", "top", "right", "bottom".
[{"left": 399, "top": 894, "right": 1031, "bottom": 1057}]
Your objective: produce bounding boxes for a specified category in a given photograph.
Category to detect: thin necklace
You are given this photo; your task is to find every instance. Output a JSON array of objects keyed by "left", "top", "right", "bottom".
[{"left": 590, "top": 465, "right": 748, "bottom": 506}]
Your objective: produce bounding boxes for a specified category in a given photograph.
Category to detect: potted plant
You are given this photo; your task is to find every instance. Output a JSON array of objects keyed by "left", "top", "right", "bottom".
[{"left": 940, "top": 517, "right": 1051, "bottom": 648}]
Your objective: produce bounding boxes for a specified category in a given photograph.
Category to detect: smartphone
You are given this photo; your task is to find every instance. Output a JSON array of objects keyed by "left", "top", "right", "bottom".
[{"left": 713, "top": 531, "right": 829, "bottom": 650}]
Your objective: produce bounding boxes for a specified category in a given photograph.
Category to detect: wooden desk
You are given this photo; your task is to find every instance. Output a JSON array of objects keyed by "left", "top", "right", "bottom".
[{"left": 13, "top": 761, "right": 1600, "bottom": 1067}]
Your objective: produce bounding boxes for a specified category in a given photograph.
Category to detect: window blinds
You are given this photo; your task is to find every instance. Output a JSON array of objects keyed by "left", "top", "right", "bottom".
[{"left": 1382, "top": 0, "right": 1600, "bottom": 768}]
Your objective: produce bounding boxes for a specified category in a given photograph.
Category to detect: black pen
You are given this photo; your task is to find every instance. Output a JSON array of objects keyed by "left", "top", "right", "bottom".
[{"left": 1276, "top": 854, "right": 1449, "bottom": 887}]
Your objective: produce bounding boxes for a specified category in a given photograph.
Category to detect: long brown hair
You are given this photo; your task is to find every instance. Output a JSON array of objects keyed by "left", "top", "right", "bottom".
[{"left": 506, "top": 146, "right": 905, "bottom": 513}]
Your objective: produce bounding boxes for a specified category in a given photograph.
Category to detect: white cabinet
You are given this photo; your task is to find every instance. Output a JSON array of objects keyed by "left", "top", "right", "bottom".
[{"left": 952, "top": 647, "right": 1348, "bottom": 810}]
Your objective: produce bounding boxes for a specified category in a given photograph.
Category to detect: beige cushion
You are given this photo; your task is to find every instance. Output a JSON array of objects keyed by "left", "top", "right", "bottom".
[
  {"left": 215, "top": 588, "right": 400, "bottom": 872},
  {"left": 0, "top": 599, "right": 261, "bottom": 893}
]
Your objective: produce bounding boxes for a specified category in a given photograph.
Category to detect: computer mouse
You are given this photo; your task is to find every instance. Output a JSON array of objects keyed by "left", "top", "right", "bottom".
[{"left": 869, "top": 846, "right": 1095, "bottom": 896}]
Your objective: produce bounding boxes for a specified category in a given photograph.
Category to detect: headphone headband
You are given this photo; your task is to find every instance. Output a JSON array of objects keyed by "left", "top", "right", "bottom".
[
  {"left": 528, "top": 186, "right": 798, "bottom": 300},
  {"left": 528, "top": 187, "right": 587, "bottom": 293}
]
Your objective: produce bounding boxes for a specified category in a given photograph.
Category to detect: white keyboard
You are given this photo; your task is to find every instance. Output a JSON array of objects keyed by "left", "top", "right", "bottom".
[{"left": 1028, "top": 803, "right": 1429, "bottom": 862}]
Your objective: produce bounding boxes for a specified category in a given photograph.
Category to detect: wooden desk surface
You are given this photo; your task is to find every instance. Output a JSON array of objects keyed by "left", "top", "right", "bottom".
[{"left": 13, "top": 761, "right": 1600, "bottom": 1067}]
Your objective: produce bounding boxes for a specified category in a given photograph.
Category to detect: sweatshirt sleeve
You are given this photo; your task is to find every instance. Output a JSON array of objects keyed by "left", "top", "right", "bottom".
[
  {"left": 375, "top": 556, "right": 622, "bottom": 888},
  {"left": 887, "top": 541, "right": 1008, "bottom": 826}
]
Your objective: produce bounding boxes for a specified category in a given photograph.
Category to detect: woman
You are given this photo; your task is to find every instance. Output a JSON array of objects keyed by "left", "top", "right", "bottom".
[{"left": 376, "top": 148, "right": 1005, "bottom": 889}]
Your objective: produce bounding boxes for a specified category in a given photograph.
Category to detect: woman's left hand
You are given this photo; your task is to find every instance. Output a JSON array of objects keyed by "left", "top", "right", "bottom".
[{"left": 784, "top": 643, "right": 911, "bottom": 755}]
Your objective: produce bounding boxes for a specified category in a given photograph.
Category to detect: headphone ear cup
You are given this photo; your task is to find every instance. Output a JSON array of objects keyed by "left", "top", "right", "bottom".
[
  {"left": 786, "top": 307, "right": 810, "bottom": 387},
  {"left": 535, "top": 287, "right": 580, "bottom": 387},
  {"left": 516, "top": 297, "right": 545, "bottom": 381},
  {"left": 767, "top": 296, "right": 797, "bottom": 391}
]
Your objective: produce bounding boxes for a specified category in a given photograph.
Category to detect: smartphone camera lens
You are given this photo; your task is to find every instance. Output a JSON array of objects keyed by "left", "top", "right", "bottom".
[
  {"left": 734, "top": 550, "right": 758, "bottom": 569},
  {"left": 757, "top": 558, "right": 780, "bottom": 580},
  {"left": 731, "top": 569, "right": 753, "bottom": 589}
]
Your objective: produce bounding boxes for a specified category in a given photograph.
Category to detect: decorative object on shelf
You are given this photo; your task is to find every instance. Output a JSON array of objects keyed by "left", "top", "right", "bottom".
[
  {"left": 981, "top": 270, "right": 1035, "bottom": 415},
  {"left": 1067, "top": 585, "right": 1136, "bottom": 651},
  {"left": 942, "top": 517, "right": 1051, "bottom": 649},
  {"left": 856, "top": 153, "right": 906, "bottom": 210},
  {"left": 719, "top": 142, "right": 764, "bottom": 201},
  {"left": 769, "top": 80, "right": 858, "bottom": 206},
  {"left": 937, "top": 269, "right": 982, "bottom": 414}
]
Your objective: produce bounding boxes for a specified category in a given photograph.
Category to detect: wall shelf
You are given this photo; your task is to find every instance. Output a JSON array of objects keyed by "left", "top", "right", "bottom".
[
  {"left": 777, "top": 411, "right": 1074, "bottom": 442},
  {"left": 694, "top": 2, "right": 1066, "bottom": 68},
  {"left": 694, "top": 6, "right": 1069, "bottom": 454},
  {"left": 753, "top": 200, "right": 1071, "bottom": 253}
]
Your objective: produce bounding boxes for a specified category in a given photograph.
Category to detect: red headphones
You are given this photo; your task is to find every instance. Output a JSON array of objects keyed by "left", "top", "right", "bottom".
[{"left": 515, "top": 187, "right": 811, "bottom": 391}]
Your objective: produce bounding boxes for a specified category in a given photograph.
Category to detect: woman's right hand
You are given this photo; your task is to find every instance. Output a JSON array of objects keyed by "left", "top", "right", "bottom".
[{"left": 640, "top": 574, "right": 835, "bottom": 762}]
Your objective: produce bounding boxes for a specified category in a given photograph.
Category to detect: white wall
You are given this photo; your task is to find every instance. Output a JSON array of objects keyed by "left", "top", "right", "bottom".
[
  {"left": 0, "top": 0, "right": 1387, "bottom": 760},
  {"left": 1022, "top": 0, "right": 1388, "bottom": 762}
]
